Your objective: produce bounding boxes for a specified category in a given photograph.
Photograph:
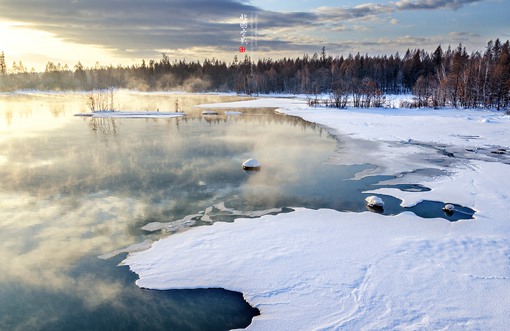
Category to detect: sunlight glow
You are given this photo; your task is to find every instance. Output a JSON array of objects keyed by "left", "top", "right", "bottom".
[{"left": 0, "top": 21, "right": 126, "bottom": 72}]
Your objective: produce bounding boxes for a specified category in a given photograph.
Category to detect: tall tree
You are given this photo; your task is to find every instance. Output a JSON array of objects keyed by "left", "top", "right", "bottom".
[
  {"left": 492, "top": 40, "right": 510, "bottom": 110},
  {"left": 0, "top": 52, "right": 6, "bottom": 75},
  {"left": 447, "top": 44, "right": 469, "bottom": 107}
]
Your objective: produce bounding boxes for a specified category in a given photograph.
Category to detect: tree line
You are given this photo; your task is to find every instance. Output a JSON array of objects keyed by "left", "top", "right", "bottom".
[{"left": 0, "top": 38, "right": 509, "bottom": 109}]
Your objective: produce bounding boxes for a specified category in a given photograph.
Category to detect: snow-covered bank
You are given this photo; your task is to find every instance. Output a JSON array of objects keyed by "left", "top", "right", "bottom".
[
  {"left": 125, "top": 207, "right": 510, "bottom": 330},
  {"left": 124, "top": 97, "right": 510, "bottom": 330}
]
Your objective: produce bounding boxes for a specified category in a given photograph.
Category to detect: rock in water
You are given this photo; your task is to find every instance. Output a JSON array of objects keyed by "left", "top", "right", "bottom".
[
  {"left": 365, "top": 195, "right": 384, "bottom": 208},
  {"left": 242, "top": 158, "right": 261, "bottom": 170},
  {"left": 443, "top": 203, "right": 455, "bottom": 214},
  {"left": 201, "top": 110, "right": 219, "bottom": 115}
]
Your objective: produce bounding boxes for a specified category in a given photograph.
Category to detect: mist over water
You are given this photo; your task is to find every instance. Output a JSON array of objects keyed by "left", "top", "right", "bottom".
[{"left": 0, "top": 91, "right": 347, "bottom": 330}]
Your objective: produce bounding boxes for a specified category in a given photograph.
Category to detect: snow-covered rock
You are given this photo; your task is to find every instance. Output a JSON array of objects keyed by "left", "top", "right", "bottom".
[
  {"left": 365, "top": 195, "right": 384, "bottom": 208},
  {"left": 201, "top": 110, "right": 219, "bottom": 115},
  {"left": 443, "top": 203, "right": 455, "bottom": 213},
  {"left": 242, "top": 158, "right": 261, "bottom": 170}
]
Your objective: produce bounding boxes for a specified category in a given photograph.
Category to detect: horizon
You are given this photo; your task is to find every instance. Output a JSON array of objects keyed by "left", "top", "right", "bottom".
[{"left": 1, "top": 0, "right": 509, "bottom": 72}]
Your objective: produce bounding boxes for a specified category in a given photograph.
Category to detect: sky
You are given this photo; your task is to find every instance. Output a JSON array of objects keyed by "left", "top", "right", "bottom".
[{"left": 0, "top": 0, "right": 508, "bottom": 72}]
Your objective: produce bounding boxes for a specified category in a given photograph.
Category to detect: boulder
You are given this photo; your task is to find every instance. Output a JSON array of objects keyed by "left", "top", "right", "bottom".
[
  {"left": 365, "top": 195, "right": 384, "bottom": 208},
  {"left": 242, "top": 158, "right": 261, "bottom": 170}
]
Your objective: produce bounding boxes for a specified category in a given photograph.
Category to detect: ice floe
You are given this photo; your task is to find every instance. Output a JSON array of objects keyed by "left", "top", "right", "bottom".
[{"left": 75, "top": 111, "right": 185, "bottom": 118}]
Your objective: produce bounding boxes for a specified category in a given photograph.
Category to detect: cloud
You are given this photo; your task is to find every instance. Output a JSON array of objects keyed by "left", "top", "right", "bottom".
[
  {"left": 0, "top": 0, "right": 496, "bottom": 63},
  {"left": 394, "top": 0, "right": 483, "bottom": 11},
  {"left": 0, "top": 0, "right": 262, "bottom": 58},
  {"left": 448, "top": 31, "right": 480, "bottom": 38},
  {"left": 314, "top": 3, "right": 394, "bottom": 23},
  {"left": 0, "top": 0, "right": 396, "bottom": 60},
  {"left": 0, "top": 0, "right": 314, "bottom": 58}
]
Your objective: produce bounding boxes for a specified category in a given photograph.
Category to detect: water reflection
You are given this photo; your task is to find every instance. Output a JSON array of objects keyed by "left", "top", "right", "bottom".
[
  {"left": 1, "top": 255, "right": 258, "bottom": 331},
  {"left": 89, "top": 117, "right": 119, "bottom": 136},
  {"left": 0, "top": 92, "right": 336, "bottom": 329}
]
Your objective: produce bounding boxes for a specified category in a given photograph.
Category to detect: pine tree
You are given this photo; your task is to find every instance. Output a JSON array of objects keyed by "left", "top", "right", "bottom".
[{"left": 0, "top": 52, "right": 6, "bottom": 75}]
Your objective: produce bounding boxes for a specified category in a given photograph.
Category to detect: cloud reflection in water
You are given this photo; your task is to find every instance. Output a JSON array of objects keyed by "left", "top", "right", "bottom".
[{"left": 0, "top": 92, "right": 338, "bottom": 316}]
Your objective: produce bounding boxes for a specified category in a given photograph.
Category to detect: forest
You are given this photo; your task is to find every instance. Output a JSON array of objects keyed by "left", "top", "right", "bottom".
[{"left": 1, "top": 38, "right": 509, "bottom": 110}]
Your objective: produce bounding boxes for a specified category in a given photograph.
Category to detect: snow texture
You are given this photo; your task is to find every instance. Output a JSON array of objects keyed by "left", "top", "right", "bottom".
[{"left": 124, "top": 97, "right": 510, "bottom": 330}]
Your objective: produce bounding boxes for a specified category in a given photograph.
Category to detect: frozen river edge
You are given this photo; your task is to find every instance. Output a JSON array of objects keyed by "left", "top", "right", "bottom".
[{"left": 123, "top": 97, "right": 510, "bottom": 330}]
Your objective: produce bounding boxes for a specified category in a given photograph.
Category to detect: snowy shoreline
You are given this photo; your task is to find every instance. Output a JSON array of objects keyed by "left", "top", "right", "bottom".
[{"left": 124, "top": 96, "right": 510, "bottom": 330}]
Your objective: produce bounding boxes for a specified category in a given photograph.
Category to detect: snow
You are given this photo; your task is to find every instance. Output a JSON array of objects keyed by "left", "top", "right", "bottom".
[
  {"left": 98, "top": 240, "right": 153, "bottom": 260},
  {"left": 201, "top": 110, "right": 219, "bottom": 115},
  {"left": 225, "top": 111, "right": 243, "bottom": 115},
  {"left": 443, "top": 203, "right": 455, "bottom": 213},
  {"left": 365, "top": 195, "right": 384, "bottom": 208},
  {"left": 74, "top": 111, "right": 185, "bottom": 118},
  {"left": 123, "top": 96, "right": 510, "bottom": 330},
  {"left": 242, "top": 158, "right": 261, "bottom": 170}
]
